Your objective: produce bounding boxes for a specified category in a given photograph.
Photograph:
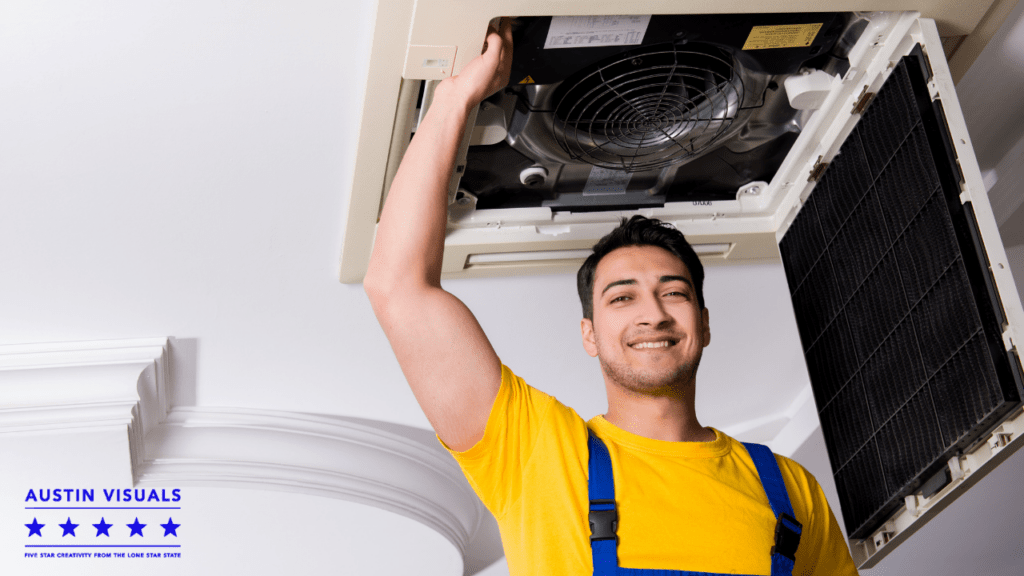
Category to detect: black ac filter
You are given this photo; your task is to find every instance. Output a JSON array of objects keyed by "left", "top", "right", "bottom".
[{"left": 779, "top": 46, "right": 1024, "bottom": 540}]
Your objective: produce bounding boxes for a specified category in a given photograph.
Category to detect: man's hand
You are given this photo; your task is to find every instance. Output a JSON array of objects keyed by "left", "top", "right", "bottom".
[{"left": 438, "top": 18, "right": 513, "bottom": 110}]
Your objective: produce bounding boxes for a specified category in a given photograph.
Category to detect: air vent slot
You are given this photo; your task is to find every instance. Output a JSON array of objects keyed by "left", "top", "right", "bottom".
[{"left": 465, "top": 242, "right": 732, "bottom": 267}]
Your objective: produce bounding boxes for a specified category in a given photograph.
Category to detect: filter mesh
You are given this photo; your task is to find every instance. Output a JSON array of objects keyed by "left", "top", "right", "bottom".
[
  {"left": 892, "top": 192, "right": 960, "bottom": 305},
  {"left": 856, "top": 62, "right": 921, "bottom": 176},
  {"left": 846, "top": 250, "right": 909, "bottom": 362},
  {"left": 828, "top": 186, "right": 891, "bottom": 305},
  {"left": 812, "top": 134, "right": 872, "bottom": 241},
  {"left": 874, "top": 385, "right": 944, "bottom": 499},
  {"left": 820, "top": 374, "right": 873, "bottom": 470},
  {"left": 779, "top": 50, "right": 1023, "bottom": 539},
  {"left": 804, "top": 311, "right": 858, "bottom": 406},
  {"left": 862, "top": 316, "right": 928, "bottom": 429},
  {"left": 874, "top": 126, "right": 941, "bottom": 239},
  {"left": 779, "top": 193, "right": 827, "bottom": 292},
  {"left": 834, "top": 439, "right": 888, "bottom": 536},
  {"left": 790, "top": 251, "right": 841, "bottom": 349},
  {"left": 931, "top": 332, "right": 1004, "bottom": 448}
]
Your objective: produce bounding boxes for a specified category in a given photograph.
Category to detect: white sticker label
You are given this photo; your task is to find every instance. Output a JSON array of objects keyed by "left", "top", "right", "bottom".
[
  {"left": 583, "top": 166, "right": 632, "bottom": 195},
  {"left": 544, "top": 15, "right": 652, "bottom": 49}
]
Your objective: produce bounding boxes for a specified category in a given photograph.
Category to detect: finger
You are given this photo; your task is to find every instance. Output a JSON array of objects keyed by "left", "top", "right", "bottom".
[
  {"left": 496, "top": 19, "right": 513, "bottom": 67},
  {"left": 480, "top": 29, "right": 503, "bottom": 64},
  {"left": 500, "top": 17, "right": 512, "bottom": 43},
  {"left": 485, "top": 28, "right": 502, "bottom": 54},
  {"left": 498, "top": 20, "right": 513, "bottom": 70},
  {"left": 501, "top": 20, "right": 513, "bottom": 55},
  {"left": 482, "top": 23, "right": 497, "bottom": 54}
]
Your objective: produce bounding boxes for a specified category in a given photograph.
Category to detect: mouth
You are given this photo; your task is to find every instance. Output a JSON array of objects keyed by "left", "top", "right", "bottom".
[{"left": 628, "top": 339, "right": 678, "bottom": 350}]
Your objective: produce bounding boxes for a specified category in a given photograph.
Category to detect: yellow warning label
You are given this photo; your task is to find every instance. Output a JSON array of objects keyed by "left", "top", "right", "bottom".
[
  {"left": 742, "top": 23, "right": 823, "bottom": 50},
  {"left": 519, "top": 75, "right": 535, "bottom": 84}
]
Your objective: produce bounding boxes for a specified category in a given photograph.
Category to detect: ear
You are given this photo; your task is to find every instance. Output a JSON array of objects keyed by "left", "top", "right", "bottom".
[
  {"left": 701, "top": 307, "right": 711, "bottom": 348},
  {"left": 581, "top": 318, "right": 599, "bottom": 357}
]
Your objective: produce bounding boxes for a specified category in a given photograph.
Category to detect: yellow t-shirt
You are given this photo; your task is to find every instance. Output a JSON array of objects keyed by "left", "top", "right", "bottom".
[{"left": 444, "top": 365, "right": 858, "bottom": 576}]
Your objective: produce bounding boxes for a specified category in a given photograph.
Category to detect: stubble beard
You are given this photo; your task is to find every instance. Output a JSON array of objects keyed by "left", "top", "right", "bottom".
[{"left": 597, "top": 343, "right": 703, "bottom": 397}]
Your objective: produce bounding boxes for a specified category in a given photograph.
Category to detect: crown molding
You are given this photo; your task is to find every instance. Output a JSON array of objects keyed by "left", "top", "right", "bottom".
[
  {"left": 138, "top": 407, "right": 482, "bottom": 554},
  {"left": 0, "top": 338, "right": 169, "bottom": 451},
  {"left": 0, "top": 337, "right": 171, "bottom": 370},
  {"left": 0, "top": 337, "right": 484, "bottom": 557}
]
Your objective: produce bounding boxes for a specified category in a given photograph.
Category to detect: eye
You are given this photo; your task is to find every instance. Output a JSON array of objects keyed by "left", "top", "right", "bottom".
[{"left": 610, "top": 295, "right": 631, "bottom": 303}]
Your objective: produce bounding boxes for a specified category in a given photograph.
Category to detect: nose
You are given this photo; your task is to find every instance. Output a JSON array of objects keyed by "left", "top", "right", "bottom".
[{"left": 635, "top": 292, "right": 673, "bottom": 328}]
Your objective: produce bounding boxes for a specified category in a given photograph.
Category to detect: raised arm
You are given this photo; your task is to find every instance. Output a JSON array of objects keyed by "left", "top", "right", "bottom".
[{"left": 363, "top": 21, "right": 512, "bottom": 451}]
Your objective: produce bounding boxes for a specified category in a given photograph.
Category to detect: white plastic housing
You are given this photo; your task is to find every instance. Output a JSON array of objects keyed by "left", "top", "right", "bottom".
[{"left": 340, "top": 0, "right": 1003, "bottom": 283}]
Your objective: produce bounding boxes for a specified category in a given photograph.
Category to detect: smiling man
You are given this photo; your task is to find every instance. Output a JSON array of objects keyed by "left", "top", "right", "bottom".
[
  {"left": 579, "top": 225, "right": 716, "bottom": 445},
  {"left": 364, "top": 20, "right": 857, "bottom": 576}
]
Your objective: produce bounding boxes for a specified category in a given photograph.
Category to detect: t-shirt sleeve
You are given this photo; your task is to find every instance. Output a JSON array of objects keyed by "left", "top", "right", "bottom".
[
  {"left": 781, "top": 457, "right": 860, "bottom": 576},
  {"left": 439, "top": 363, "right": 557, "bottom": 520}
]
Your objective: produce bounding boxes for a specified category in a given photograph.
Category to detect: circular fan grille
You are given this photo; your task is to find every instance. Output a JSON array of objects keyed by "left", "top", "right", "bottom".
[{"left": 552, "top": 43, "right": 744, "bottom": 172}]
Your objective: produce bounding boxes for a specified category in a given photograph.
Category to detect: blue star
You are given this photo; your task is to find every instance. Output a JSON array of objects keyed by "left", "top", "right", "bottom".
[
  {"left": 25, "top": 518, "right": 44, "bottom": 537},
  {"left": 59, "top": 517, "right": 79, "bottom": 537},
  {"left": 93, "top": 517, "right": 113, "bottom": 537},
  {"left": 127, "top": 517, "right": 146, "bottom": 537},
  {"left": 160, "top": 517, "right": 180, "bottom": 537}
]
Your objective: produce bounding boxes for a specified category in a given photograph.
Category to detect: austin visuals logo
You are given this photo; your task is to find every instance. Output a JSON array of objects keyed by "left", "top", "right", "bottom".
[{"left": 23, "top": 488, "right": 183, "bottom": 560}]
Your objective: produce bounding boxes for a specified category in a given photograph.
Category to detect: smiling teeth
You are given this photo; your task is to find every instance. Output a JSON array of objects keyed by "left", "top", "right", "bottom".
[{"left": 632, "top": 341, "right": 671, "bottom": 349}]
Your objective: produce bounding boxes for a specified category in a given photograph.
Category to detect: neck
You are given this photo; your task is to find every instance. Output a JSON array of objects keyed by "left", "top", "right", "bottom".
[{"left": 603, "top": 380, "right": 715, "bottom": 443}]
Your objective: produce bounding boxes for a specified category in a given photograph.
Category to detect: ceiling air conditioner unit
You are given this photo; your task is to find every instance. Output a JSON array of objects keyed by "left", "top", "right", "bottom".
[
  {"left": 342, "top": 1, "right": 1007, "bottom": 282},
  {"left": 341, "top": 1, "right": 1024, "bottom": 570}
]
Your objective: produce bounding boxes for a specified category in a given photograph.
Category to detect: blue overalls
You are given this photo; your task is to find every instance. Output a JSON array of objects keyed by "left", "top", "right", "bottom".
[{"left": 588, "top": 430, "right": 802, "bottom": 576}]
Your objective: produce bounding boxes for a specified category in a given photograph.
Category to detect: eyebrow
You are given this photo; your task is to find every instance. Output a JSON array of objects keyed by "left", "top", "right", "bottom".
[{"left": 600, "top": 275, "right": 693, "bottom": 296}]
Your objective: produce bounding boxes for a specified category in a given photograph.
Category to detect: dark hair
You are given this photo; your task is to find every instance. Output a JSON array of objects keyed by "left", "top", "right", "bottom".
[{"left": 576, "top": 215, "right": 705, "bottom": 320}]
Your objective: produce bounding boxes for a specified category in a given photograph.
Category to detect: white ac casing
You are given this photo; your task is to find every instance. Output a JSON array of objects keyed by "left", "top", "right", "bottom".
[
  {"left": 341, "top": 1, "right": 1024, "bottom": 569},
  {"left": 340, "top": 0, "right": 1008, "bottom": 282}
]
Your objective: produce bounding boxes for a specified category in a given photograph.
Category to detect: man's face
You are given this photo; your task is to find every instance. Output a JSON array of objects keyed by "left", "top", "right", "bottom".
[{"left": 581, "top": 245, "right": 710, "bottom": 395}]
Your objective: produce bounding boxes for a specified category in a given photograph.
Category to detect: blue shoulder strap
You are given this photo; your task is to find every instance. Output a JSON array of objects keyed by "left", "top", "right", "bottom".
[
  {"left": 742, "top": 442, "right": 803, "bottom": 576},
  {"left": 587, "top": 430, "right": 619, "bottom": 576},
  {"left": 587, "top": 430, "right": 800, "bottom": 576}
]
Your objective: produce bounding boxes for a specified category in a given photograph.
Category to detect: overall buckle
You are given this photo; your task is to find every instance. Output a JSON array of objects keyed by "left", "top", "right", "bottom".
[
  {"left": 771, "top": 512, "right": 802, "bottom": 561},
  {"left": 588, "top": 499, "right": 618, "bottom": 542}
]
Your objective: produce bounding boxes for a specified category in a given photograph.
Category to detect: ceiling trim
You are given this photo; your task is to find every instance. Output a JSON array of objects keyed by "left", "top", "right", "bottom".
[
  {"left": 138, "top": 407, "right": 483, "bottom": 555},
  {"left": 0, "top": 338, "right": 170, "bottom": 475},
  {"left": 0, "top": 337, "right": 484, "bottom": 557}
]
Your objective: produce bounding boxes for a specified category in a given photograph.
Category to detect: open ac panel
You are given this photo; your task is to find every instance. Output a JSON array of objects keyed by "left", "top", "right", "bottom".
[
  {"left": 342, "top": 1, "right": 1011, "bottom": 281},
  {"left": 772, "top": 14, "right": 1024, "bottom": 567},
  {"left": 342, "top": 0, "right": 1024, "bottom": 570}
]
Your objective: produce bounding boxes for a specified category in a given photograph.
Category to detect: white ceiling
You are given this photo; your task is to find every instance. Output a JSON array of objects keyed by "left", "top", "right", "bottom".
[
  {"left": 0, "top": 0, "right": 811, "bottom": 439},
  {"left": 1, "top": 1, "right": 1023, "bottom": 575}
]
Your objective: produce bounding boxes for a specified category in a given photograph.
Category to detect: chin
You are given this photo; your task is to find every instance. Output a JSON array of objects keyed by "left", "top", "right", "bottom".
[{"left": 599, "top": 357, "right": 700, "bottom": 395}]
